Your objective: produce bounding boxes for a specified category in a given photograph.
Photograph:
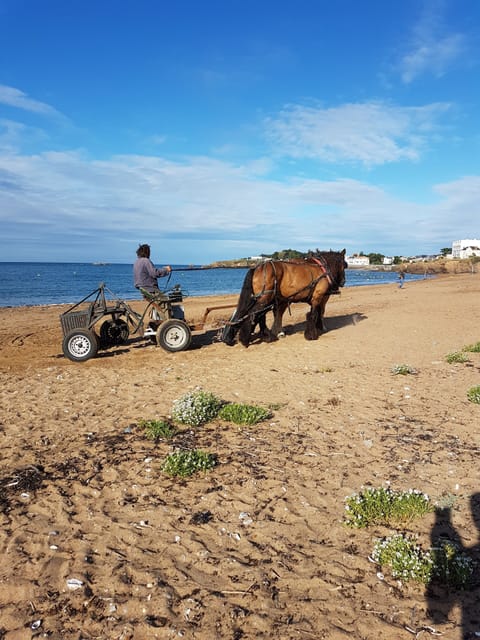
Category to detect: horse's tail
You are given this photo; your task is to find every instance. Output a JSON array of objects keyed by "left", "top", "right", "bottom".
[{"left": 222, "top": 268, "right": 256, "bottom": 346}]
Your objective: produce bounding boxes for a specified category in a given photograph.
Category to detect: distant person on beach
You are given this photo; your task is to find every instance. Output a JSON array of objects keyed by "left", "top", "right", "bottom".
[
  {"left": 133, "top": 244, "right": 171, "bottom": 294},
  {"left": 398, "top": 271, "right": 405, "bottom": 289}
]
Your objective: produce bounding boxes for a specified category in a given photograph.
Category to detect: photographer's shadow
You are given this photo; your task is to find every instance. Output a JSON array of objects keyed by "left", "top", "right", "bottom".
[{"left": 427, "top": 493, "right": 480, "bottom": 638}]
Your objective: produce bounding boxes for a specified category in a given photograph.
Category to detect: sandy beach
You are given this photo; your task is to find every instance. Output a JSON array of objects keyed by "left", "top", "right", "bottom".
[{"left": 1, "top": 272, "right": 479, "bottom": 639}]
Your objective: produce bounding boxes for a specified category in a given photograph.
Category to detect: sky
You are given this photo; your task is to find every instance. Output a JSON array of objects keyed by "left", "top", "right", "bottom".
[{"left": 0, "top": 0, "right": 479, "bottom": 264}]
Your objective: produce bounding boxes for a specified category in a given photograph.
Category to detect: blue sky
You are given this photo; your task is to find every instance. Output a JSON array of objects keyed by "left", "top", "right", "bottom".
[{"left": 0, "top": 0, "right": 479, "bottom": 264}]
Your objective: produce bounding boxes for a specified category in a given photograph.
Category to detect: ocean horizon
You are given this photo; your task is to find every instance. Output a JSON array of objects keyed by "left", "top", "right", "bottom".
[{"left": 0, "top": 261, "right": 428, "bottom": 308}]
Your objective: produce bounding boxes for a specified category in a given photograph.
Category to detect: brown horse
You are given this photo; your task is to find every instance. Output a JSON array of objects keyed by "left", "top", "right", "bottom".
[{"left": 223, "top": 249, "right": 347, "bottom": 347}]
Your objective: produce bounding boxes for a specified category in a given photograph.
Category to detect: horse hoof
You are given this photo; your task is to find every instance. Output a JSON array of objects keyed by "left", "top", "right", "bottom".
[
  {"left": 265, "top": 334, "right": 278, "bottom": 343},
  {"left": 278, "top": 331, "right": 286, "bottom": 338}
]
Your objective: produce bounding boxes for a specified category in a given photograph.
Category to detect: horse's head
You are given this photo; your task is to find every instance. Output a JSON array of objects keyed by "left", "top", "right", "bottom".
[{"left": 326, "top": 249, "right": 347, "bottom": 290}]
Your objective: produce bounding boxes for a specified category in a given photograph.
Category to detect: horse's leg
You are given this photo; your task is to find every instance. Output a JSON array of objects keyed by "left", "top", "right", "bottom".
[
  {"left": 239, "top": 301, "right": 275, "bottom": 346},
  {"left": 238, "top": 313, "right": 254, "bottom": 346},
  {"left": 317, "top": 294, "right": 330, "bottom": 333},
  {"left": 304, "top": 304, "right": 319, "bottom": 340},
  {"left": 253, "top": 306, "right": 279, "bottom": 342},
  {"left": 270, "top": 300, "right": 288, "bottom": 339},
  {"left": 254, "top": 310, "right": 270, "bottom": 340}
]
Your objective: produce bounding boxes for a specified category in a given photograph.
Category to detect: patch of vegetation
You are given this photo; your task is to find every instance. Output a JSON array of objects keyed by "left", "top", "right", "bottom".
[
  {"left": 445, "top": 351, "right": 470, "bottom": 364},
  {"left": 172, "top": 390, "right": 223, "bottom": 427},
  {"left": 372, "top": 534, "right": 433, "bottom": 583},
  {"left": 161, "top": 449, "right": 217, "bottom": 477},
  {"left": 344, "top": 486, "right": 433, "bottom": 528},
  {"left": 218, "top": 402, "right": 271, "bottom": 425},
  {"left": 463, "top": 341, "right": 480, "bottom": 353},
  {"left": 431, "top": 539, "right": 476, "bottom": 588},
  {"left": 467, "top": 385, "right": 480, "bottom": 404},
  {"left": 372, "top": 534, "right": 475, "bottom": 587},
  {"left": 391, "top": 364, "right": 418, "bottom": 375},
  {"left": 435, "top": 493, "right": 458, "bottom": 509},
  {"left": 139, "top": 418, "right": 177, "bottom": 440}
]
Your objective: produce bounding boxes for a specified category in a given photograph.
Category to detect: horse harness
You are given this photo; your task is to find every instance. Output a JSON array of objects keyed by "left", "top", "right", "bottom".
[{"left": 225, "top": 256, "right": 339, "bottom": 328}]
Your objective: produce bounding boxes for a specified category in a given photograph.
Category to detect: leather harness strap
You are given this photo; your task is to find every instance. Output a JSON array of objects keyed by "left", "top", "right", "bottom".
[
  {"left": 253, "top": 258, "right": 330, "bottom": 304},
  {"left": 307, "top": 256, "right": 333, "bottom": 287}
]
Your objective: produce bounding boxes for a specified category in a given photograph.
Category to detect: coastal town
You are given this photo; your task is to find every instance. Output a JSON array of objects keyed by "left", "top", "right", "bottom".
[
  {"left": 209, "top": 237, "right": 480, "bottom": 271},
  {"left": 346, "top": 237, "right": 480, "bottom": 267}
]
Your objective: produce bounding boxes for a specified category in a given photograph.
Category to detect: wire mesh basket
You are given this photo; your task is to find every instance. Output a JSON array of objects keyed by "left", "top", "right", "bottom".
[{"left": 60, "top": 309, "right": 91, "bottom": 335}]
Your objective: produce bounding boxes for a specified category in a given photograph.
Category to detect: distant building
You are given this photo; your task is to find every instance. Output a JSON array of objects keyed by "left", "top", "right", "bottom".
[
  {"left": 410, "top": 254, "right": 440, "bottom": 262},
  {"left": 383, "top": 256, "right": 393, "bottom": 265},
  {"left": 452, "top": 239, "right": 480, "bottom": 259},
  {"left": 347, "top": 255, "right": 370, "bottom": 267}
]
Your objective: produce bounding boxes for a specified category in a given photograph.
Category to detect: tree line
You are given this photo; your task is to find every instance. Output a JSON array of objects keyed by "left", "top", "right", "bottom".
[{"left": 260, "top": 248, "right": 455, "bottom": 265}]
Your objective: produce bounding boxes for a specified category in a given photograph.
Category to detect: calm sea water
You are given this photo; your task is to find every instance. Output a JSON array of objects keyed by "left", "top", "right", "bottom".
[{"left": 0, "top": 262, "right": 427, "bottom": 308}]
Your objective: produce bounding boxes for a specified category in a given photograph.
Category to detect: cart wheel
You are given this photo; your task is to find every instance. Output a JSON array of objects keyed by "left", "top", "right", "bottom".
[
  {"left": 156, "top": 319, "right": 192, "bottom": 352},
  {"left": 100, "top": 319, "right": 129, "bottom": 347},
  {"left": 62, "top": 329, "right": 99, "bottom": 362}
]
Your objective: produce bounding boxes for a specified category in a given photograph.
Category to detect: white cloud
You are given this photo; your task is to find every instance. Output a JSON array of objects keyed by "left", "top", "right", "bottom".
[
  {"left": 1, "top": 146, "right": 477, "bottom": 261},
  {"left": 0, "top": 84, "right": 64, "bottom": 119},
  {"left": 0, "top": 118, "right": 49, "bottom": 152},
  {"left": 398, "top": 1, "right": 466, "bottom": 83},
  {"left": 431, "top": 175, "right": 480, "bottom": 228},
  {"left": 0, "top": 85, "right": 474, "bottom": 262},
  {"left": 264, "top": 101, "right": 451, "bottom": 166}
]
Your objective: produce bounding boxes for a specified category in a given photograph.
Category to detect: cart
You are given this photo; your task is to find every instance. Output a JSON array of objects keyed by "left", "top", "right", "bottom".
[{"left": 59, "top": 282, "right": 236, "bottom": 362}]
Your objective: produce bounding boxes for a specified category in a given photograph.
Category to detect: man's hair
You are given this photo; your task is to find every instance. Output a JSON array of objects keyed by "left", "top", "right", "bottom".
[{"left": 136, "top": 244, "right": 150, "bottom": 258}]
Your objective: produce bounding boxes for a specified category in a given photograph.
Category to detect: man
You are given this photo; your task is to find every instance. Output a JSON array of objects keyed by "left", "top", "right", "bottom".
[{"left": 133, "top": 244, "right": 171, "bottom": 294}]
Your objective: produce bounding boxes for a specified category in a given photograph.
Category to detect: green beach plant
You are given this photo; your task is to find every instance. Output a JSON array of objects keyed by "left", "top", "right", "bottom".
[
  {"left": 463, "top": 341, "right": 480, "bottom": 353},
  {"left": 218, "top": 402, "right": 271, "bottom": 425},
  {"left": 344, "top": 486, "right": 433, "bottom": 528},
  {"left": 431, "top": 539, "right": 475, "bottom": 588},
  {"left": 467, "top": 385, "right": 480, "bottom": 404},
  {"left": 391, "top": 364, "right": 417, "bottom": 375},
  {"left": 140, "top": 418, "right": 177, "bottom": 440},
  {"left": 372, "top": 534, "right": 433, "bottom": 583},
  {"left": 161, "top": 449, "right": 217, "bottom": 477},
  {"left": 171, "top": 390, "right": 223, "bottom": 426},
  {"left": 445, "top": 351, "right": 470, "bottom": 364},
  {"left": 372, "top": 534, "right": 475, "bottom": 587}
]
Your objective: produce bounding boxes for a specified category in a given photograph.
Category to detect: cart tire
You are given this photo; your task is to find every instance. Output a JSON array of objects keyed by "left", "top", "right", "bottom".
[
  {"left": 100, "top": 319, "right": 129, "bottom": 347},
  {"left": 156, "top": 319, "right": 192, "bottom": 352},
  {"left": 63, "top": 329, "right": 99, "bottom": 362}
]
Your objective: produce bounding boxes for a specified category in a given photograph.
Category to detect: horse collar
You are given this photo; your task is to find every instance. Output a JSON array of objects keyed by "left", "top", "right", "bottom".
[{"left": 309, "top": 256, "right": 333, "bottom": 287}]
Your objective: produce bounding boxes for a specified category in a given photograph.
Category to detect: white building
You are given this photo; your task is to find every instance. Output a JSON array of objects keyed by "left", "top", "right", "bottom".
[
  {"left": 452, "top": 239, "right": 480, "bottom": 259},
  {"left": 347, "top": 255, "right": 370, "bottom": 266}
]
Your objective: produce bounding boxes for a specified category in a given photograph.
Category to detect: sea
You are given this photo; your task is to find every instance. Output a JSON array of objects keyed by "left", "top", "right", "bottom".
[{"left": 0, "top": 262, "right": 428, "bottom": 308}]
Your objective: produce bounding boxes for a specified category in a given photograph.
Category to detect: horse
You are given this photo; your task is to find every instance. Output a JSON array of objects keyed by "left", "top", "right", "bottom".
[{"left": 223, "top": 249, "right": 347, "bottom": 347}]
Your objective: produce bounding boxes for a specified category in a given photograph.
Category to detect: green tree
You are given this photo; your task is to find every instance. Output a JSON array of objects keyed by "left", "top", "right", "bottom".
[
  {"left": 270, "top": 249, "right": 305, "bottom": 260},
  {"left": 440, "top": 247, "right": 451, "bottom": 256},
  {"left": 367, "top": 252, "right": 385, "bottom": 265}
]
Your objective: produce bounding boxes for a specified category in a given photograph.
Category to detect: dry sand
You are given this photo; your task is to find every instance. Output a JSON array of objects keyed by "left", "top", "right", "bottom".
[{"left": 0, "top": 272, "right": 479, "bottom": 639}]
